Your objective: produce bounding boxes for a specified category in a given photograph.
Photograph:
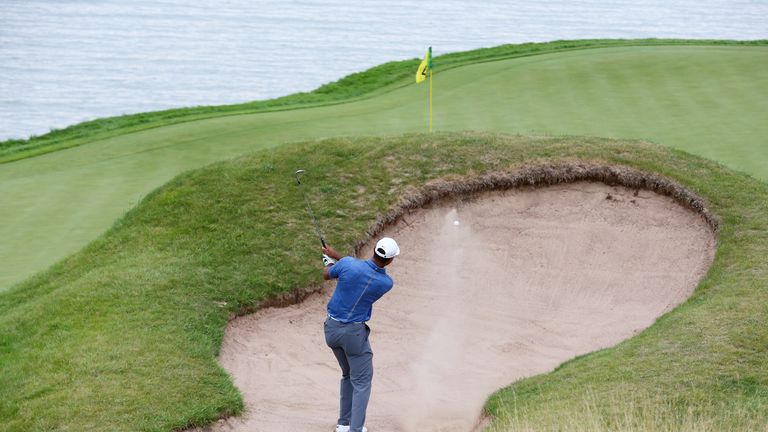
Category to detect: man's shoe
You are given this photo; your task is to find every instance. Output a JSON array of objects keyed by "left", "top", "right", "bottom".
[{"left": 335, "top": 426, "right": 367, "bottom": 432}]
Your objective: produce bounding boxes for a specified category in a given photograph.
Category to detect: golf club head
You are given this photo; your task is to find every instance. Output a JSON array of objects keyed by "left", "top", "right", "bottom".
[{"left": 294, "top": 169, "right": 305, "bottom": 185}]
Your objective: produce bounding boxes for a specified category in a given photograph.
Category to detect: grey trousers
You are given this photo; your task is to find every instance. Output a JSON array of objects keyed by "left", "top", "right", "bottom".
[{"left": 324, "top": 317, "right": 373, "bottom": 432}]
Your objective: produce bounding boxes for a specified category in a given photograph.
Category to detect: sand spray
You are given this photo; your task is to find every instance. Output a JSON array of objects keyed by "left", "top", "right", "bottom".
[{"left": 390, "top": 208, "right": 489, "bottom": 432}]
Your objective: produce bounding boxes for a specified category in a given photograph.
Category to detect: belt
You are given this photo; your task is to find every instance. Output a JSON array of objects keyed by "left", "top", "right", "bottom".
[{"left": 328, "top": 314, "right": 364, "bottom": 324}]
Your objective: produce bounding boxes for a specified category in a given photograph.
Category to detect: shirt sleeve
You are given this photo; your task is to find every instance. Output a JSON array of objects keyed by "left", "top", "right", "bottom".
[{"left": 327, "top": 256, "right": 350, "bottom": 279}]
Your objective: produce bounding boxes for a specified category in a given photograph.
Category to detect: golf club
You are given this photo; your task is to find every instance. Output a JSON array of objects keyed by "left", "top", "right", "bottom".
[{"left": 294, "top": 169, "right": 327, "bottom": 248}]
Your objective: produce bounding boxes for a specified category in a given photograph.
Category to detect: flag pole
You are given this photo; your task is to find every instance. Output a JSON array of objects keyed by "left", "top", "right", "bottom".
[
  {"left": 429, "top": 68, "right": 433, "bottom": 133},
  {"left": 428, "top": 46, "right": 433, "bottom": 133}
]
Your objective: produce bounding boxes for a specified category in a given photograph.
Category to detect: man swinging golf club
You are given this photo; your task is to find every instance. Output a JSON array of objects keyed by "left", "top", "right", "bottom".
[{"left": 322, "top": 237, "right": 400, "bottom": 432}]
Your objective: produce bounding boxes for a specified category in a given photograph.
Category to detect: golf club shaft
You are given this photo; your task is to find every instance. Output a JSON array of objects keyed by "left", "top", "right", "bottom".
[
  {"left": 302, "top": 190, "right": 327, "bottom": 248},
  {"left": 294, "top": 169, "right": 327, "bottom": 248}
]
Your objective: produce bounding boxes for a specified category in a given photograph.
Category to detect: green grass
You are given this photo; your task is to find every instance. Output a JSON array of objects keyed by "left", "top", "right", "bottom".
[
  {"left": 1, "top": 38, "right": 761, "bottom": 164},
  {"left": 487, "top": 387, "right": 767, "bottom": 431},
  {"left": 1, "top": 133, "right": 767, "bottom": 431},
  {"left": 1, "top": 39, "right": 767, "bottom": 430},
  {"left": 1, "top": 40, "right": 767, "bottom": 292}
]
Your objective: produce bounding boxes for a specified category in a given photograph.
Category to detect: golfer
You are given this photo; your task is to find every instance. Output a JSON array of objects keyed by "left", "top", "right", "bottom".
[{"left": 321, "top": 237, "right": 400, "bottom": 432}]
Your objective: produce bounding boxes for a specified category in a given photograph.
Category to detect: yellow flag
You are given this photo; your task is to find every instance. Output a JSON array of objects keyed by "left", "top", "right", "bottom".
[{"left": 415, "top": 48, "right": 430, "bottom": 83}]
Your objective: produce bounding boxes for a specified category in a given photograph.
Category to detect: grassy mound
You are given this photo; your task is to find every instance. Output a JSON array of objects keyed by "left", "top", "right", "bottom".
[
  {"left": 2, "top": 41, "right": 767, "bottom": 293},
  {"left": 1, "top": 132, "right": 765, "bottom": 431}
]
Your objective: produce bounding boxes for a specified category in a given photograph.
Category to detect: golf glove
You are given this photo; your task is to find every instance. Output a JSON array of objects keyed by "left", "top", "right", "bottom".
[{"left": 322, "top": 254, "right": 337, "bottom": 267}]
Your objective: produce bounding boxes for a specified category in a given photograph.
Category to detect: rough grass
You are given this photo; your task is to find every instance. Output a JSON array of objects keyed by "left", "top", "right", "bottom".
[
  {"left": 0, "top": 132, "right": 766, "bottom": 431},
  {"left": 486, "top": 388, "right": 767, "bottom": 431},
  {"left": 1, "top": 38, "right": 764, "bottom": 163}
]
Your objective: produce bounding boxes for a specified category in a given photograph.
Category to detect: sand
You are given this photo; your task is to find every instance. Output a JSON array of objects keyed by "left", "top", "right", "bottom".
[{"left": 196, "top": 182, "right": 715, "bottom": 432}]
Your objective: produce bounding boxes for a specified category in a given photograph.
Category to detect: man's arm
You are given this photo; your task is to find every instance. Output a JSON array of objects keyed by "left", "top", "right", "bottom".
[{"left": 322, "top": 245, "right": 343, "bottom": 280}]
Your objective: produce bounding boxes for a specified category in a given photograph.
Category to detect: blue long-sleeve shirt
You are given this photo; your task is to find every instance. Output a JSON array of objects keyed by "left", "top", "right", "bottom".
[{"left": 326, "top": 257, "right": 393, "bottom": 323}]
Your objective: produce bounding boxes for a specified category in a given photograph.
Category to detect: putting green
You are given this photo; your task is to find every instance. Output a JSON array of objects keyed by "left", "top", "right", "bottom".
[{"left": 1, "top": 44, "right": 766, "bottom": 291}]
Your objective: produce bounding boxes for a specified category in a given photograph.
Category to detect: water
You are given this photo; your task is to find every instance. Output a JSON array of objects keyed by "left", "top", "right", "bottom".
[{"left": 1, "top": 0, "right": 766, "bottom": 141}]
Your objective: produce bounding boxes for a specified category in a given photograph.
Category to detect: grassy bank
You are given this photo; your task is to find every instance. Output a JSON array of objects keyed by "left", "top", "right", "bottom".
[
  {"left": 1, "top": 38, "right": 764, "bottom": 164},
  {"left": 1, "top": 132, "right": 766, "bottom": 431},
  {"left": 2, "top": 41, "right": 767, "bottom": 292}
]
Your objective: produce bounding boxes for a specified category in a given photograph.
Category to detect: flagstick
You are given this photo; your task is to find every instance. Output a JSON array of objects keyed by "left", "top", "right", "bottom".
[{"left": 429, "top": 68, "right": 433, "bottom": 133}]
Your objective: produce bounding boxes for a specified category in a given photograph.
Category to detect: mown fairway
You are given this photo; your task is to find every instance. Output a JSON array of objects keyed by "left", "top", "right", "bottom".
[{"left": 1, "top": 44, "right": 766, "bottom": 291}]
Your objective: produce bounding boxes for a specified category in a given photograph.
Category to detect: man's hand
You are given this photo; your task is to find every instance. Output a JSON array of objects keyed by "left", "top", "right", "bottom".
[
  {"left": 322, "top": 245, "right": 342, "bottom": 261},
  {"left": 322, "top": 254, "right": 337, "bottom": 267}
]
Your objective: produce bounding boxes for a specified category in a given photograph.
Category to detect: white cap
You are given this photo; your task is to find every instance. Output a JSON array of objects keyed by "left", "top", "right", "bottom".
[{"left": 375, "top": 237, "right": 400, "bottom": 259}]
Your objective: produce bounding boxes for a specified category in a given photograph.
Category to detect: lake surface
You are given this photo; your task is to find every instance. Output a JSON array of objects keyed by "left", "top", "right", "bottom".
[{"left": 1, "top": 0, "right": 766, "bottom": 140}]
